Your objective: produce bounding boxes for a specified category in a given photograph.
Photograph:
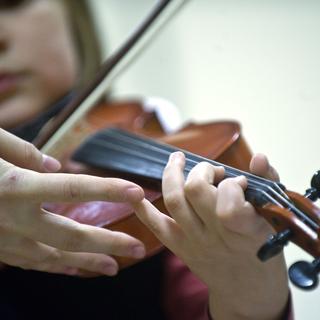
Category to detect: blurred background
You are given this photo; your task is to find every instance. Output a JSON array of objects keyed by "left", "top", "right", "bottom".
[{"left": 90, "top": 0, "right": 320, "bottom": 318}]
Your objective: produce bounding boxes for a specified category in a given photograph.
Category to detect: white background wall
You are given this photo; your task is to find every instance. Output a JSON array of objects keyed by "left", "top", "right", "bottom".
[{"left": 91, "top": 1, "right": 320, "bottom": 318}]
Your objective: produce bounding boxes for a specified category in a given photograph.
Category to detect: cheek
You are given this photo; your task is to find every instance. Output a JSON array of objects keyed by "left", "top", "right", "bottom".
[
  {"left": 17, "top": 2, "right": 80, "bottom": 105},
  {"left": 31, "top": 45, "right": 78, "bottom": 98},
  {"left": 2, "top": 41, "right": 79, "bottom": 127},
  {"left": 0, "top": 2, "right": 80, "bottom": 127}
]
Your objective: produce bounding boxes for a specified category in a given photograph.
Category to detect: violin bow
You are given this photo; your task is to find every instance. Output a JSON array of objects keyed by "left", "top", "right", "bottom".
[{"left": 34, "top": 0, "right": 190, "bottom": 154}]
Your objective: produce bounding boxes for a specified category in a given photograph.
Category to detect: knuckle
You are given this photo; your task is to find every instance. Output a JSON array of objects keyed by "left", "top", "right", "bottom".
[
  {"left": 193, "top": 161, "right": 215, "bottom": 176},
  {"left": 217, "top": 178, "right": 237, "bottom": 193},
  {"left": 164, "top": 191, "right": 184, "bottom": 213},
  {"left": 219, "top": 177, "right": 233, "bottom": 188},
  {"left": 63, "top": 180, "right": 83, "bottom": 200},
  {"left": 0, "top": 167, "right": 26, "bottom": 198},
  {"left": 37, "top": 248, "right": 61, "bottom": 265},
  {"left": 147, "top": 220, "right": 162, "bottom": 235},
  {"left": 62, "top": 226, "right": 86, "bottom": 251},
  {"left": 184, "top": 178, "right": 206, "bottom": 198},
  {"left": 197, "top": 161, "right": 213, "bottom": 171},
  {"left": 23, "top": 142, "right": 40, "bottom": 167},
  {"left": 216, "top": 202, "right": 238, "bottom": 222},
  {"left": 103, "top": 231, "right": 121, "bottom": 253}
]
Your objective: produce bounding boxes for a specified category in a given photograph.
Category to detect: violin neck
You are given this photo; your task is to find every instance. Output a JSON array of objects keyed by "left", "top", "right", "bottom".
[
  {"left": 72, "top": 128, "right": 282, "bottom": 198},
  {"left": 72, "top": 127, "right": 320, "bottom": 233}
]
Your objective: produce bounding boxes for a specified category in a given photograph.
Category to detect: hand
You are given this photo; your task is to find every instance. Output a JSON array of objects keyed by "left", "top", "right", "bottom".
[
  {"left": 133, "top": 152, "right": 289, "bottom": 320},
  {"left": 0, "top": 129, "right": 146, "bottom": 276}
]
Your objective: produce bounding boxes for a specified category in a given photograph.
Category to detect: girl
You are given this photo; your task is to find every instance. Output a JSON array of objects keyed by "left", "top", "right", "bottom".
[{"left": 0, "top": 0, "right": 291, "bottom": 319}]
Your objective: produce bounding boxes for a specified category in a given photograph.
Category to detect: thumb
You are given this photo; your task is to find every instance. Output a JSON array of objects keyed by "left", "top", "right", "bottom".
[
  {"left": 0, "top": 128, "right": 61, "bottom": 172},
  {"left": 249, "top": 153, "right": 280, "bottom": 182}
]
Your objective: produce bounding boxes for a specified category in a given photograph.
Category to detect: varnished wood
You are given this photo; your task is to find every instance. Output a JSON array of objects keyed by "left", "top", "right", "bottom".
[{"left": 46, "top": 100, "right": 253, "bottom": 269}]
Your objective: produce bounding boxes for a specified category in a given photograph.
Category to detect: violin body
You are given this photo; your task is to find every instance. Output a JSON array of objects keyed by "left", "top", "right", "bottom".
[{"left": 45, "top": 100, "right": 253, "bottom": 269}]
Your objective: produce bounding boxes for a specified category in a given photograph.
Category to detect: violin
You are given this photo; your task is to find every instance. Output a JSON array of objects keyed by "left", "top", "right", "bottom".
[
  {"left": 33, "top": 0, "right": 320, "bottom": 290},
  {"left": 42, "top": 98, "right": 253, "bottom": 269}
]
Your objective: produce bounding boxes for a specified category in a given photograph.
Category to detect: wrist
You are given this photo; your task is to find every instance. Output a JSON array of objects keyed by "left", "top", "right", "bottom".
[
  {"left": 208, "top": 289, "right": 289, "bottom": 320},
  {"left": 207, "top": 254, "right": 289, "bottom": 320}
]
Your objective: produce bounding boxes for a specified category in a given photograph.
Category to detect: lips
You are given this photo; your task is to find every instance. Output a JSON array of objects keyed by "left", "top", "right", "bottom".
[{"left": 0, "top": 73, "right": 19, "bottom": 96}]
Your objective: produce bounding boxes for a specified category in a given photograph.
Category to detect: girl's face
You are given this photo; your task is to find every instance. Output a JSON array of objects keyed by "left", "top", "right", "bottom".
[{"left": 0, "top": 0, "right": 79, "bottom": 128}]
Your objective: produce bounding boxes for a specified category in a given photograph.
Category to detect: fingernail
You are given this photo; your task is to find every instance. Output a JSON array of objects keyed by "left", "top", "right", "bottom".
[
  {"left": 131, "top": 245, "right": 146, "bottom": 259},
  {"left": 235, "top": 175, "right": 245, "bottom": 182},
  {"left": 126, "top": 187, "right": 144, "bottom": 202},
  {"left": 42, "top": 154, "right": 61, "bottom": 172},
  {"left": 169, "top": 151, "right": 184, "bottom": 163},
  {"left": 235, "top": 175, "right": 247, "bottom": 188},
  {"left": 103, "top": 265, "right": 118, "bottom": 276}
]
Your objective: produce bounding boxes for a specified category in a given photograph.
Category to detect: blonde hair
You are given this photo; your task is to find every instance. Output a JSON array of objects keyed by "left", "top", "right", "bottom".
[{"left": 62, "top": 0, "right": 102, "bottom": 87}]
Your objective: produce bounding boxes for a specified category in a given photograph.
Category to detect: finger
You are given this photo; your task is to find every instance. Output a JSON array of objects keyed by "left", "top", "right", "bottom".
[
  {"left": 16, "top": 210, "right": 146, "bottom": 259},
  {"left": 184, "top": 162, "right": 224, "bottom": 226},
  {"left": 58, "top": 252, "right": 118, "bottom": 276},
  {"left": 1, "top": 235, "right": 119, "bottom": 276},
  {"left": 5, "top": 169, "right": 144, "bottom": 203},
  {"left": 0, "top": 252, "right": 81, "bottom": 276},
  {"left": 162, "top": 152, "right": 203, "bottom": 235},
  {"left": 133, "top": 199, "right": 184, "bottom": 255},
  {"left": 0, "top": 252, "right": 33, "bottom": 270},
  {"left": 0, "top": 128, "right": 61, "bottom": 172},
  {"left": 249, "top": 153, "right": 280, "bottom": 181},
  {"left": 216, "top": 177, "right": 269, "bottom": 236}
]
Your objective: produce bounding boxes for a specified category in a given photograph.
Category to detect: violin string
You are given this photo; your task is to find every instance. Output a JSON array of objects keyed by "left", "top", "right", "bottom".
[
  {"left": 92, "top": 133, "right": 279, "bottom": 201},
  {"left": 106, "top": 129, "right": 286, "bottom": 191},
  {"left": 92, "top": 129, "right": 293, "bottom": 203},
  {"left": 97, "top": 128, "right": 288, "bottom": 202},
  {"left": 81, "top": 128, "right": 318, "bottom": 230},
  {"left": 112, "top": 131, "right": 319, "bottom": 230}
]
